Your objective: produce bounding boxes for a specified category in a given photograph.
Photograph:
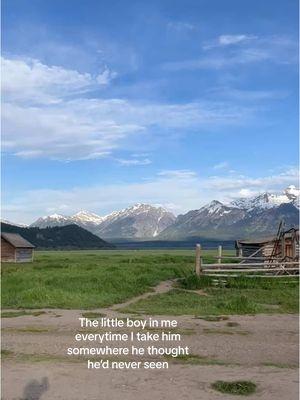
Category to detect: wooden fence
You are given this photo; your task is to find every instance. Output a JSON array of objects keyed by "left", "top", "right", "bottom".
[{"left": 195, "top": 244, "right": 299, "bottom": 278}]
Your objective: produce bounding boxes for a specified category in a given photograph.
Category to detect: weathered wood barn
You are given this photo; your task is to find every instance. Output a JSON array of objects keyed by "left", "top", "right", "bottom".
[
  {"left": 235, "top": 228, "right": 299, "bottom": 261},
  {"left": 1, "top": 233, "right": 35, "bottom": 263}
]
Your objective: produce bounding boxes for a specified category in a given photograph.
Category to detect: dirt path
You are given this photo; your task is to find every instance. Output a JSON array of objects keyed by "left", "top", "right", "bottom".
[
  {"left": 109, "top": 279, "right": 176, "bottom": 310},
  {"left": 1, "top": 279, "right": 299, "bottom": 400},
  {"left": 2, "top": 363, "right": 298, "bottom": 400}
]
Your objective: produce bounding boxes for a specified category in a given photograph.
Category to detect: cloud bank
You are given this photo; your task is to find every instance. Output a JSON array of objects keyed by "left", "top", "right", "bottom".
[
  {"left": 2, "top": 55, "right": 260, "bottom": 161},
  {"left": 4, "top": 166, "right": 298, "bottom": 224}
]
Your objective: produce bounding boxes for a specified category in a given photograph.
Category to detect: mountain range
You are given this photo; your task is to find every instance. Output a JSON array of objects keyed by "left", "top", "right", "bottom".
[
  {"left": 6, "top": 185, "right": 299, "bottom": 240},
  {"left": 30, "top": 204, "right": 176, "bottom": 239}
]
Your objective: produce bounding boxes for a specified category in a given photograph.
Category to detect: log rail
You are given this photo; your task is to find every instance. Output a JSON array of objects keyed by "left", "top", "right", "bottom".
[{"left": 195, "top": 244, "right": 299, "bottom": 277}]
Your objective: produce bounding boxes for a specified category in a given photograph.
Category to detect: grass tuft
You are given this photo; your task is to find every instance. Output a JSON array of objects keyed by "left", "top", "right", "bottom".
[
  {"left": 262, "top": 362, "right": 298, "bottom": 369},
  {"left": 4, "top": 326, "right": 55, "bottom": 333},
  {"left": 1, "top": 310, "right": 46, "bottom": 318},
  {"left": 1, "top": 349, "right": 14, "bottom": 358},
  {"left": 211, "top": 380, "right": 257, "bottom": 396}
]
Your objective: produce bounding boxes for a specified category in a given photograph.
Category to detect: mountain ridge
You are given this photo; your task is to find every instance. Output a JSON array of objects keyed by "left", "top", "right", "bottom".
[
  {"left": 0, "top": 222, "right": 115, "bottom": 250},
  {"left": 30, "top": 203, "right": 176, "bottom": 239},
  {"left": 159, "top": 187, "right": 299, "bottom": 240},
  {"left": 10, "top": 186, "right": 300, "bottom": 240}
]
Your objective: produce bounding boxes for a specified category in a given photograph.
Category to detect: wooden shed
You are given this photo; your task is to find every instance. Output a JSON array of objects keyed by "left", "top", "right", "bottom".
[
  {"left": 1, "top": 233, "right": 35, "bottom": 263},
  {"left": 235, "top": 228, "right": 299, "bottom": 261}
]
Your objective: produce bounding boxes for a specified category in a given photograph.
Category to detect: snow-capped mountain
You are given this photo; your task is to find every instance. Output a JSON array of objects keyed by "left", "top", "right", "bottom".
[
  {"left": 31, "top": 211, "right": 105, "bottom": 230},
  {"left": 30, "top": 204, "right": 176, "bottom": 239},
  {"left": 29, "top": 213, "right": 70, "bottom": 229},
  {"left": 71, "top": 210, "right": 106, "bottom": 225},
  {"left": 94, "top": 203, "right": 176, "bottom": 238},
  {"left": 231, "top": 185, "right": 300, "bottom": 211},
  {"left": 159, "top": 186, "right": 299, "bottom": 240},
  {"left": 28, "top": 186, "right": 300, "bottom": 240}
]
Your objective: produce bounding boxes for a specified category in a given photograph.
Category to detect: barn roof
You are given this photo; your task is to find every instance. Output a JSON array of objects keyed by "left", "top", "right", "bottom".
[
  {"left": 235, "top": 237, "right": 274, "bottom": 246},
  {"left": 1, "top": 233, "right": 35, "bottom": 248},
  {"left": 235, "top": 228, "right": 299, "bottom": 247}
]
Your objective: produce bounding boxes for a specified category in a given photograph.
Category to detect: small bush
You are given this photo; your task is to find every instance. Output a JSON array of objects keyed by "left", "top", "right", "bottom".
[{"left": 211, "top": 380, "right": 257, "bottom": 396}]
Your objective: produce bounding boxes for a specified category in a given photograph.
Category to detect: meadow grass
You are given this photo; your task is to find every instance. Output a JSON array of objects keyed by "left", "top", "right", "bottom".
[
  {"left": 2, "top": 250, "right": 298, "bottom": 315},
  {"left": 1, "top": 250, "right": 196, "bottom": 309},
  {"left": 121, "top": 275, "right": 299, "bottom": 315},
  {"left": 1, "top": 310, "right": 46, "bottom": 318}
]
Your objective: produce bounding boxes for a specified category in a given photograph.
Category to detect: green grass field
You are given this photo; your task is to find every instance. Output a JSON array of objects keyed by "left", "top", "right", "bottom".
[
  {"left": 122, "top": 273, "right": 299, "bottom": 315},
  {"left": 2, "top": 250, "right": 195, "bottom": 309},
  {"left": 1, "top": 250, "right": 298, "bottom": 314}
]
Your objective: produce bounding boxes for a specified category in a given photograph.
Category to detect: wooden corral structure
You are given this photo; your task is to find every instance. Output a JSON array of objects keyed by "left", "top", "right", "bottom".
[
  {"left": 235, "top": 228, "right": 299, "bottom": 262},
  {"left": 1, "top": 233, "right": 35, "bottom": 263},
  {"left": 195, "top": 225, "right": 299, "bottom": 277}
]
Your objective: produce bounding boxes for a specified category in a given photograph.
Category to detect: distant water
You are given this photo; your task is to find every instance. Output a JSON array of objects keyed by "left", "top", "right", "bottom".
[{"left": 110, "top": 239, "right": 235, "bottom": 250}]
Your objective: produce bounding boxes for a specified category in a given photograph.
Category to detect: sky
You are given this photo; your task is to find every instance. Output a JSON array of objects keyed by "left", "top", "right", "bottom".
[{"left": 1, "top": 0, "right": 299, "bottom": 224}]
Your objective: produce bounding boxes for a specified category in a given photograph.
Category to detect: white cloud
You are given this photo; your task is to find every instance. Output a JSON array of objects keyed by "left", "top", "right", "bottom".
[
  {"left": 206, "top": 87, "right": 288, "bottom": 101},
  {"left": 238, "top": 188, "right": 259, "bottom": 198},
  {"left": 116, "top": 158, "right": 152, "bottom": 166},
  {"left": 218, "top": 34, "right": 256, "bottom": 46},
  {"left": 167, "top": 21, "right": 196, "bottom": 32},
  {"left": 4, "top": 166, "right": 298, "bottom": 224},
  {"left": 213, "top": 161, "right": 229, "bottom": 170},
  {"left": 2, "top": 56, "right": 257, "bottom": 161},
  {"left": 1, "top": 56, "right": 115, "bottom": 104},
  {"left": 157, "top": 170, "right": 198, "bottom": 179},
  {"left": 205, "top": 167, "right": 299, "bottom": 193},
  {"left": 96, "top": 67, "right": 118, "bottom": 85},
  {"left": 3, "top": 98, "right": 252, "bottom": 161},
  {"left": 164, "top": 35, "right": 297, "bottom": 71}
]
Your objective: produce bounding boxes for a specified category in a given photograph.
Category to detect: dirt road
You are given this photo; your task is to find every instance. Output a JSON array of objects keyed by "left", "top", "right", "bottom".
[{"left": 1, "top": 282, "right": 299, "bottom": 400}]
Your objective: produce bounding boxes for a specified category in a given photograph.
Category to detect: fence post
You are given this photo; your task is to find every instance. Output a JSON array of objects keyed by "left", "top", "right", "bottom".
[
  {"left": 195, "top": 244, "right": 202, "bottom": 276},
  {"left": 292, "top": 234, "right": 297, "bottom": 260},
  {"left": 218, "top": 245, "right": 222, "bottom": 264},
  {"left": 281, "top": 235, "right": 286, "bottom": 260}
]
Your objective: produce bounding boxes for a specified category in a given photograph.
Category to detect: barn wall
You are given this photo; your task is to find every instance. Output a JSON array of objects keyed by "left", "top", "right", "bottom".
[
  {"left": 262, "top": 244, "right": 275, "bottom": 258},
  {"left": 1, "top": 238, "right": 16, "bottom": 262},
  {"left": 15, "top": 248, "right": 33, "bottom": 263},
  {"left": 238, "top": 244, "right": 264, "bottom": 260}
]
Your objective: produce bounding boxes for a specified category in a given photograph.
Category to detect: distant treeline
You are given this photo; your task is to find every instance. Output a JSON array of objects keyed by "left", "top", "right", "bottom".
[
  {"left": 1, "top": 223, "right": 115, "bottom": 250},
  {"left": 111, "top": 238, "right": 235, "bottom": 250}
]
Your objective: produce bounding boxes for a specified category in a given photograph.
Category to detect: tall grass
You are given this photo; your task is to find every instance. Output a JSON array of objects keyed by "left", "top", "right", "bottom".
[
  {"left": 2, "top": 251, "right": 193, "bottom": 309},
  {"left": 122, "top": 273, "right": 299, "bottom": 315}
]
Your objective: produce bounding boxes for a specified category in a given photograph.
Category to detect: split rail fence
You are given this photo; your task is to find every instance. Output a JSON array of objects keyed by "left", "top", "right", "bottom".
[{"left": 195, "top": 244, "right": 299, "bottom": 278}]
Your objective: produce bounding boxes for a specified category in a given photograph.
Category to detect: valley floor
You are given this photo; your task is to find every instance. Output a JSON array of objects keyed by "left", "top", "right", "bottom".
[
  {"left": 1, "top": 252, "right": 299, "bottom": 399},
  {"left": 2, "top": 306, "right": 299, "bottom": 399}
]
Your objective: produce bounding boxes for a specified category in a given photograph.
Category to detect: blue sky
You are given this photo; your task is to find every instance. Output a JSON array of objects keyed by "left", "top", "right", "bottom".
[{"left": 2, "top": 0, "right": 299, "bottom": 223}]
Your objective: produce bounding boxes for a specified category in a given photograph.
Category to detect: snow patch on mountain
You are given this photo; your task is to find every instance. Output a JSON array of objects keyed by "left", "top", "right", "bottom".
[
  {"left": 30, "top": 203, "right": 176, "bottom": 238},
  {"left": 71, "top": 210, "right": 105, "bottom": 224},
  {"left": 230, "top": 186, "right": 299, "bottom": 211}
]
